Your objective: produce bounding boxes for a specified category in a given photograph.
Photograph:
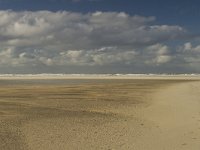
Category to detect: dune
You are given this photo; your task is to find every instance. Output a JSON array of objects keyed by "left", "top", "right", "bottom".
[{"left": 0, "top": 77, "right": 200, "bottom": 150}]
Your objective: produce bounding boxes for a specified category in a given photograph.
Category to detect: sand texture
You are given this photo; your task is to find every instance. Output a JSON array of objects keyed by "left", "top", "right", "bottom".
[{"left": 0, "top": 78, "right": 200, "bottom": 150}]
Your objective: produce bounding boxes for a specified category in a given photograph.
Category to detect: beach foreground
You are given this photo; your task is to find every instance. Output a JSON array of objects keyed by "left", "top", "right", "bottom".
[{"left": 0, "top": 77, "right": 200, "bottom": 150}]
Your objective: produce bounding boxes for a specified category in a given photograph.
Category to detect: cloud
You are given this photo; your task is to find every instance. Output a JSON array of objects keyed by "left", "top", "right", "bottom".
[
  {"left": 0, "top": 10, "right": 197, "bottom": 73},
  {"left": 0, "top": 10, "right": 186, "bottom": 48},
  {"left": 144, "top": 44, "right": 172, "bottom": 65},
  {"left": 177, "top": 42, "right": 200, "bottom": 62}
]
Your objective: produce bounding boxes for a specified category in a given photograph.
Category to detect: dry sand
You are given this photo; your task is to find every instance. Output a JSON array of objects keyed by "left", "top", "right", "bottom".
[{"left": 0, "top": 77, "right": 200, "bottom": 150}]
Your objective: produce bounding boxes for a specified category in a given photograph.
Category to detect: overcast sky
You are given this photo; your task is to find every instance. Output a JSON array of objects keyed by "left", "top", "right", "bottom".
[{"left": 0, "top": 0, "right": 200, "bottom": 74}]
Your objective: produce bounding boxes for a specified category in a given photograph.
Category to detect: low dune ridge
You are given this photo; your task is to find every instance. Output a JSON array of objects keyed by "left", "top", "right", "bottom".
[{"left": 0, "top": 78, "right": 200, "bottom": 150}]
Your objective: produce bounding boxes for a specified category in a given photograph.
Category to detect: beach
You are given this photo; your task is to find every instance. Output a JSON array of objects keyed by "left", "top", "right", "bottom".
[{"left": 0, "top": 76, "right": 200, "bottom": 150}]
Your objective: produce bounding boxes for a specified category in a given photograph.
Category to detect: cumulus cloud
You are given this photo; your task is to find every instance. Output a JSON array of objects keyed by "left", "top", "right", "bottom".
[
  {"left": 0, "top": 10, "right": 197, "bottom": 73},
  {"left": 177, "top": 42, "right": 200, "bottom": 66},
  {"left": 146, "top": 44, "right": 172, "bottom": 64},
  {"left": 0, "top": 46, "right": 137, "bottom": 67}
]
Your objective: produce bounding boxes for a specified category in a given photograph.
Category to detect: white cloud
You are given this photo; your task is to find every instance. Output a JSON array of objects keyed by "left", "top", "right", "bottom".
[
  {"left": 0, "top": 10, "right": 186, "bottom": 48},
  {"left": 178, "top": 42, "right": 200, "bottom": 62},
  {"left": 0, "top": 10, "right": 197, "bottom": 73},
  {"left": 155, "top": 55, "right": 172, "bottom": 64},
  {"left": 56, "top": 48, "right": 137, "bottom": 66},
  {"left": 142, "top": 44, "right": 172, "bottom": 65}
]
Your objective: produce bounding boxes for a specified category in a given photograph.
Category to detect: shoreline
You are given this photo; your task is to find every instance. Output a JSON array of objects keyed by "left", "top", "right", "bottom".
[{"left": 0, "top": 74, "right": 200, "bottom": 80}]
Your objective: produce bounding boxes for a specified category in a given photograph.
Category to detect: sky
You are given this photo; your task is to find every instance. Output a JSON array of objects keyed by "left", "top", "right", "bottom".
[{"left": 0, "top": 0, "right": 200, "bottom": 74}]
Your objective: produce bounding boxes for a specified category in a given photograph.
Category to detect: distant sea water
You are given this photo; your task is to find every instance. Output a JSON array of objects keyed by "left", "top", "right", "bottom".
[{"left": 0, "top": 73, "right": 199, "bottom": 77}]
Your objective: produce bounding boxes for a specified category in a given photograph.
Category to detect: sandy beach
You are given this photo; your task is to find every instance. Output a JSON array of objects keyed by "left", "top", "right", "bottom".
[{"left": 0, "top": 77, "right": 200, "bottom": 150}]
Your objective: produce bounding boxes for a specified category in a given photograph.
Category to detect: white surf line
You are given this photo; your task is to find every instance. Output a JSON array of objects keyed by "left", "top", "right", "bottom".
[{"left": 135, "top": 81, "right": 200, "bottom": 150}]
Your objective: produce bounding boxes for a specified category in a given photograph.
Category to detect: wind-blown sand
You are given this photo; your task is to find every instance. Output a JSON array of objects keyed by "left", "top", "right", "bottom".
[{"left": 0, "top": 77, "right": 200, "bottom": 150}]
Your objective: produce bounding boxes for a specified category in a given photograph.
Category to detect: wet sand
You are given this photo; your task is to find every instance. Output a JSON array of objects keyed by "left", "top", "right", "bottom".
[{"left": 0, "top": 78, "right": 200, "bottom": 150}]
